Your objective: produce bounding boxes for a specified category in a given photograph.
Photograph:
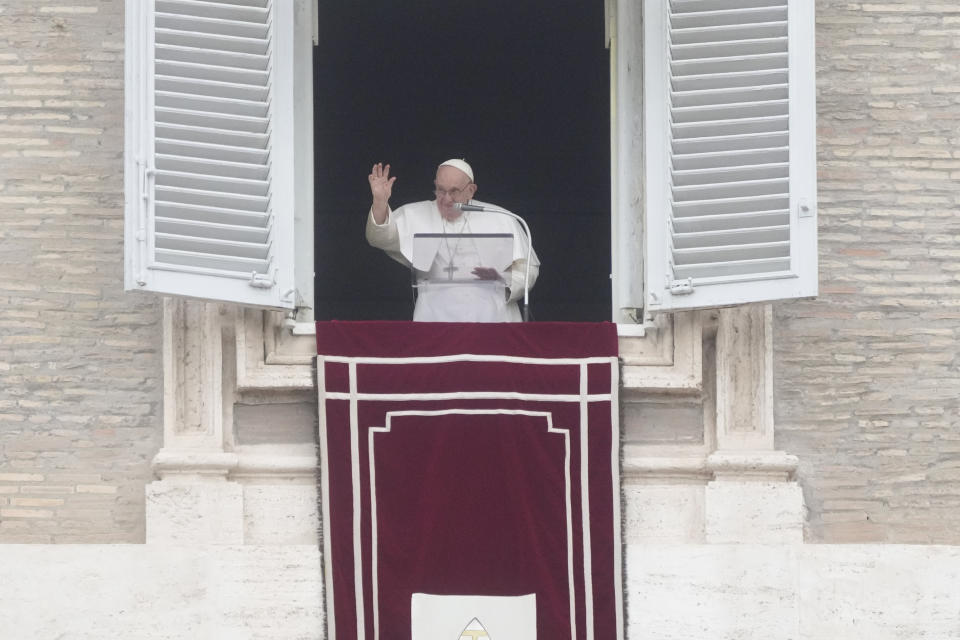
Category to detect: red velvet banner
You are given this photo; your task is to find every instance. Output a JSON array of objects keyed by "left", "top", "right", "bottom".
[{"left": 317, "top": 321, "right": 622, "bottom": 639}]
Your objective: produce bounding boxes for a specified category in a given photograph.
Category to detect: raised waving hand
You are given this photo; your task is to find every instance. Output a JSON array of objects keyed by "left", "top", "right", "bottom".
[{"left": 368, "top": 162, "right": 396, "bottom": 224}]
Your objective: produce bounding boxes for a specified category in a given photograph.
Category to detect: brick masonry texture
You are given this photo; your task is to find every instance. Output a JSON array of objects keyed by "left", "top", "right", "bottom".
[
  {"left": 0, "top": 0, "right": 161, "bottom": 542},
  {"left": 2, "top": 0, "right": 959, "bottom": 545},
  {"left": 774, "top": 1, "right": 960, "bottom": 542}
]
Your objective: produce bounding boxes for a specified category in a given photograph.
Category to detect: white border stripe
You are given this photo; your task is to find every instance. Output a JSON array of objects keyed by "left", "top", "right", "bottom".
[
  {"left": 322, "top": 353, "right": 615, "bottom": 365},
  {"left": 562, "top": 413, "right": 578, "bottom": 640},
  {"left": 370, "top": 409, "right": 577, "bottom": 640},
  {"left": 317, "top": 357, "right": 336, "bottom": 640},
  {"left": 580, "top": 362, "right": 595, "bottom": 640},
  {"left": 323, "top": 391, "right": 613, "bottom": 403},
  {"left": 349, "top": 363, "right": 365, "bottom": 638},
  {"left": 367, "top": 410, "right": 577, "bottom": 640},
  {"left": 368, "top": 424, "right": 385, "bottom": 640}
]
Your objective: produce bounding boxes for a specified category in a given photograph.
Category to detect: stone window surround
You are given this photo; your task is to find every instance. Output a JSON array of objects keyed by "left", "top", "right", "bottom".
[{"left": 149, "top": 301, "right": 804, "bottom": 545}]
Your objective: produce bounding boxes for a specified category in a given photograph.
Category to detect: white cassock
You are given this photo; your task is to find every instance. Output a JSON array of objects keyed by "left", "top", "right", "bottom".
[{"left": 366, "top": 199, "right": 539, "bottom": 322}]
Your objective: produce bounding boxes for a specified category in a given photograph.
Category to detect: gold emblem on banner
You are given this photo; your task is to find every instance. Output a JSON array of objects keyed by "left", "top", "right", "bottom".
[{"left": 458, "top": 616, "right": 491, "bottom": 639}]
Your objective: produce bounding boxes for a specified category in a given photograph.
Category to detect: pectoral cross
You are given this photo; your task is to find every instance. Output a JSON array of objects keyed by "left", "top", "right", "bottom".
[{"left": 443, "top": 263, "right": 459, "bottom": 280}]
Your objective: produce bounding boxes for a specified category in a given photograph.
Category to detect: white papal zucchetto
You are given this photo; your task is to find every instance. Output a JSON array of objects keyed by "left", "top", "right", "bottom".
[{"left": 438, "top": 158, "right": 474, "bottom": 182}]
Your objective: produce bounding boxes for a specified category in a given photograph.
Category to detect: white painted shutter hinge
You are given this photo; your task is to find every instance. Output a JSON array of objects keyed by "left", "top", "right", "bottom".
[
  {"left": 248, "top": 271, "right": 276, "bottom": 289},
  {"left": 669, "top": 278, "right": 694, "bottom": 295},
  {"left": 135, "top": 159, "right": 154, "bottom": 286}
]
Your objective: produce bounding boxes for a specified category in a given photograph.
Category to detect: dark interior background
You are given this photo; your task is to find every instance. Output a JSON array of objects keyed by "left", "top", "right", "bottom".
[{"left": 313, "top": 0, "right": 610, "bottom": 321}]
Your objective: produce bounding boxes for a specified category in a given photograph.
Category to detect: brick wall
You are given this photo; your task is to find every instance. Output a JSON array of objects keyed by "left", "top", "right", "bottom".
[
  {"left": 3, "top": 0, "right": 959, "bottom": 546},
  {"left": 0, "top": 0, "right": 161, "bottom": 542},
  {"left": 775, "top": 1, "right": 960, "bottom": 542}
]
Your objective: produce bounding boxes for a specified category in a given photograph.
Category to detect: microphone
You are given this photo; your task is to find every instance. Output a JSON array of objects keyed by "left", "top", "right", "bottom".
[{"left": 454, "top": 202, "right": 534, "bottom": 321}]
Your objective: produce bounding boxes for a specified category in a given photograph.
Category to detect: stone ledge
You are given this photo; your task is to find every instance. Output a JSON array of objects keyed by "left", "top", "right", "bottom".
[{"left": 707, "top": 450, "right": 799, "bottom": 481}]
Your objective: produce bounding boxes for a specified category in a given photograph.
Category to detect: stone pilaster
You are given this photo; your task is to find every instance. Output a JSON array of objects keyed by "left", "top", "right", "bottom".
[
  {"left": 145, "top": 298, "right": 243, "bottom": 544},
  {"left": 705, "top": 304, "right": 803, "bottom": 543}
]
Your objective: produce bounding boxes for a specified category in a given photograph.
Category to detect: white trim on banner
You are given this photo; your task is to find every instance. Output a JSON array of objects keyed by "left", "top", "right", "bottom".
[
  {"left": 579, "top": 363, "right": 594, "bottom": 640},
  {"left": 369, "top": 410, "right": 573, "bottom": 640},
  {"left": 321, "top": 353, "right": 622, "bottom": 639}
]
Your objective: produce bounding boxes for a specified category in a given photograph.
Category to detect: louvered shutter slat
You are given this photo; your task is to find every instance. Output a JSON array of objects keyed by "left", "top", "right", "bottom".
[
  {"left": 673, "top": 147, "right": 788, "bottom": 170},
  {"left": 674, "top": 117, "right": 788, "bottom": 141},
  {"left": 674, "top": 239, "right": 789, "bottom": 261},
  {"left": 673, "top": 99, "right": 788, "bottom": 123},
  {"left": 672, "top": 38, "right": 788, "bottom": 61},
  {"left": 674, "top": 194, "right": 789, "bottom": 218},
  {"left": 673, "top": 7, "right": 786, "bottom": 29},
  {"left": 672, "top": 132, "right": 788, "bottom": 155},
  {"left": 672, "top": 83, "right": 788, "bottom": 108},
  {"left": 154, "top": 139, "right": 268, "bottom": 165},
  {"left": 156, "top": 154, "right": 269, "bottom": 180},
  {"left": 674, "top": 225, "right": 790, "bottom": 249},
  {"left": 156, "top": 218, "right": 270, "bottom": 244},
  {"left": 674, "top": 69, "right": 788, "bottom": 92},
  {"left": 155, "top": 249, "right": 270, "bottom": 274},
  {"left": 156, "top": 233, "right": 270, "bottom": 260},
  {"left": 672, "top": 0, "right": 787, "bottom": 11},
  {"left": 671, "top": 22, "right": 787, "bottom": 46},
  {"left": 156, "top": 59, "right": 269, "bottom": 85},
  {"left": 155, "top": 186, "right": 268, "bottom": 212},
  {"left": 156, "top": 29, "right": 269, "bottom": 55},
  {"left": 673, "top": 177, "right": 788, "bottom": 202},
  {"left": 673, "top": 210, "right": 789, "bottom": 233},
  {"left": 156, "top": 123, "right": 267, "bottom": 150},
  {"left": 157, "top": 0, "right": 269, "bottom": 22},
  {"left": 672, "top": 52, "right": 787, "bottom": 76},
  {"left": 155, "top": 108, "right": 267, "bottom": 134},
  {"left": 156, "top": 14, "right": 269, "bottom": 39},
  {"left": 673, "top": 162, "right": 789, "bottom": 186},
  {"left": 154, "top": 76, "right": 269, "bottom": 102},
  {"left": 674, "top": 225, "right": 789, "bottom": 248},
  {"left": 157, "top": 26, "right": 269, "bottom": 45},
  {"left": 155, "top": 202, "right": 269, "bottom": 227},
  {"left": 155, "top": 170, "right": 269, "bottom": 196},
  {"left": 156, "top": 91, "right": 268, "bottom": 117},
  {"left": 156, "top": 45, "right": 268, "bottom": 70},
  {"left": 674, "top": 256, "right": 790, "bottom": 280}
]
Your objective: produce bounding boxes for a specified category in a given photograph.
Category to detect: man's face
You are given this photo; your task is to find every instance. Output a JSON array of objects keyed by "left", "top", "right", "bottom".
[{"left": 434, "top": 165, "right": 476, "bottom": 220}]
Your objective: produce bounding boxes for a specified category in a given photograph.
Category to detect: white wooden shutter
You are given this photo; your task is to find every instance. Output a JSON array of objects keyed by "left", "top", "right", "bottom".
[
  {"left": 124, "top": 0, "right": 296, "bottom": 308},
  {"left": 643, "top": 0, "right": 816, "bottom": 312}
]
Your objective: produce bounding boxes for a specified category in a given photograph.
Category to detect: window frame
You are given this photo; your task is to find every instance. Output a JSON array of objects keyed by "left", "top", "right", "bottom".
[{"left": 126, "top": 0, "right": 815, "bottom": 325}]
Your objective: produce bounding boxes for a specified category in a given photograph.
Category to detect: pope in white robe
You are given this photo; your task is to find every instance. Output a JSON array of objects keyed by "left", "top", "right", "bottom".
[{"left": 365, "top": 159, "right": 540, "bottom": 322}]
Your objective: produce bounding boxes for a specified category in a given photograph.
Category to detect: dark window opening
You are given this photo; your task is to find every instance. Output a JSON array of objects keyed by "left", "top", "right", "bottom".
[{"left": 313, "top": 0, "right": 611, "bottom": 321}]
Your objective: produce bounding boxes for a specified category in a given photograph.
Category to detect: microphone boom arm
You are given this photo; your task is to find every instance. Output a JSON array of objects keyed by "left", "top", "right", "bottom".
[{"left": 455, "top": 202, "right": 533, "bottom": 321}]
